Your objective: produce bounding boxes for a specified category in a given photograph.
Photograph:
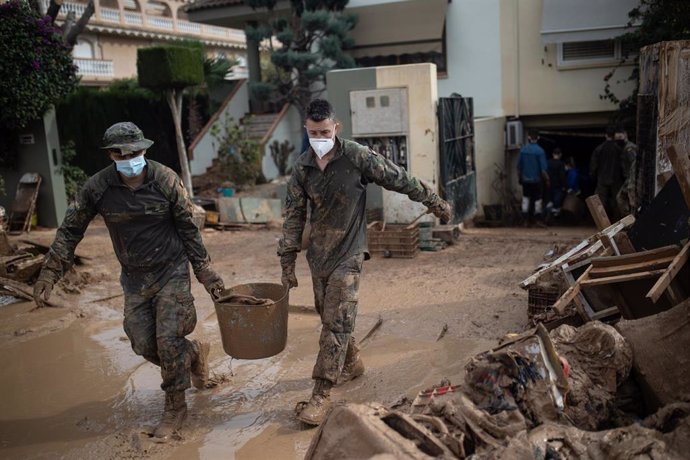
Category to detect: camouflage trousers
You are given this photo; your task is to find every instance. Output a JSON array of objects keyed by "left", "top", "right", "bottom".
[
  {"left": 311, "top": 254, "right": 364, "bottom": 383},
  {"left": 123, "top": 263, "right": 197, "bottom": 393}
]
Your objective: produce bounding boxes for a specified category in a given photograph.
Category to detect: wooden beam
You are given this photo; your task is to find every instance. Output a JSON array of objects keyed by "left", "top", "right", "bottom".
[
  {"left": 590, "top": 307, "right": 620, "bottom": 321},
  {"left": 586, "top": 195, "right": 611, "bottom": 230},
  {"left": 589, "top": 255, "right": 675, "bottom": 277},
  {"left": 646, "top": 241, "right": 690, "bottom": 303},
  {"left": 590, "top": 245, "right": 680, "bottom": 268},
  {"left": 580, "top": 269, "right": 666, "bottom": 287},
  {"left": 666, "top": 144, "right": 690, "bottom": 209},
  {"left": 553, "top": 265, "right": 593, "bottom": 315}
]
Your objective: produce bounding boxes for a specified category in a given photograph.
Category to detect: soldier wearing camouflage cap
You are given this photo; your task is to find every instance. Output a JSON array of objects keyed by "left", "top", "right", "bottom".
[
  {"left": 34, "top": 122, "right": 224, "bottom": 440},
  {"left": 279, "top": 99, "right": 452, "bottom": 426}
]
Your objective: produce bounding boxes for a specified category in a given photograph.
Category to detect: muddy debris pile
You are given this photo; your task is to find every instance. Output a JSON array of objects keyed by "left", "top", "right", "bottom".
[
  {"left": 305, "top": 309, "right": 690, "bottom": 459},
  {"left": 0, "top": 228, "right": 91, "bottom": 305}
]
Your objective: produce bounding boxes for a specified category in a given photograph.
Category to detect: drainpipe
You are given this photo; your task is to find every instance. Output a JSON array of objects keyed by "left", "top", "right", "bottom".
[{"left": 514, "top": 0, "right": 520, "bottom": 118}]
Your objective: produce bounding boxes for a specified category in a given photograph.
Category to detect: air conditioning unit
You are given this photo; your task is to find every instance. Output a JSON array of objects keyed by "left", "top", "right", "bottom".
[{"left": 506, "top": 120, "right": 523, "bottom": 149}]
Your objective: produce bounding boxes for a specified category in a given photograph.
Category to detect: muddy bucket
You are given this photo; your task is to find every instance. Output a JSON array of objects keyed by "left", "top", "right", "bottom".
[{"left": 213, "top": 283, "right": 288, "bottom": 359}]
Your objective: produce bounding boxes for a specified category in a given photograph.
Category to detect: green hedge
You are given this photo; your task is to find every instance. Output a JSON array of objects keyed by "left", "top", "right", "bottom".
[
  {"left": 137, "top": 46, "right": 204, "bottom": 89},
  {"left": 56, "top": 81, "right": 210, "bottom": 176}
]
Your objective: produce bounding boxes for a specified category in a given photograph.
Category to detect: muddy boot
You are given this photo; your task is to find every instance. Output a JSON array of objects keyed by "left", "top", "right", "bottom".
[
  {"left": 337, "top": 340, "right": 365, "bottom": 385},
  {"left": 190, "top": 340, "right": 210, "bottom": 390},
  {"left": 297, "top": 379, "right": 333, "bottom": 426},
  {"left": 153, "top": 391, "right": 187, "bottom": 440}
]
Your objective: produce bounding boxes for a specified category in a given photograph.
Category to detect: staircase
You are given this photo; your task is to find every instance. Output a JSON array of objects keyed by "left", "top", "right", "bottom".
[{"left": 242, "top": 113, "right": 281, "bottom": 143}]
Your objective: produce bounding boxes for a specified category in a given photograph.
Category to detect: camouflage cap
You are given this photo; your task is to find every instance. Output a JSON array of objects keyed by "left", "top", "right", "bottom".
[{"left": 100, "top": 122, "right": 154, "bottom": 153}]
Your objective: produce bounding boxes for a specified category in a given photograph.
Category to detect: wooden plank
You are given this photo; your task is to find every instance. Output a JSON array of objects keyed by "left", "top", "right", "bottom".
[
  {"left": 590, "top": 245, "right": 680, "bottom": 268},
  {"left": 553, "top": 266, "right": 593, "bottom": 315},
  {"left": 586, "top": 195, "right": 611, "bottom": 230},
  {"left": 666, "top": 144, "right": 690, "bottom": 209},
  {"left": 520, "top": 215, "right": 634, "bottom": 289},
  {"left": 590, "top": 306, "right": 620, "bottom": 321},
  {"left": 646, "top": 241, "right": 690, "bottom": 303},
  {"left": 580, "top": 269, "right": 666, "bottom": 287},
  {"left": 589, "top": 255, "right": 675, "bottom": 277},
  {"left": 613, "top": 232, "right": 637, "bottom": 255}
]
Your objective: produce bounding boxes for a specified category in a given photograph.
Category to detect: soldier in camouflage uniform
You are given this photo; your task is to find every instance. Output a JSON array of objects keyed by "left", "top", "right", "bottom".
[
  {"left": 33, "top": 122, "right": 224, "bottom": 440},
  {"left": 279, "top": 99, "right": 452, "bottom": 426},
  {"left": 614, "top": 127, "right": 639, "bottom": 215}
]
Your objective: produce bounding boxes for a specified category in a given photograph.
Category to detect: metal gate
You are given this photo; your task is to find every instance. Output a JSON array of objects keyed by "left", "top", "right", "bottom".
[{"left": 437, "top": 95, "right": 476, "bottom": 223}]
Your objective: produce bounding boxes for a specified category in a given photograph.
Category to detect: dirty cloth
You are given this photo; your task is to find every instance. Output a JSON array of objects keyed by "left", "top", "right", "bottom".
[
  {"left": 617, "top": 298, "right": 690, "bottom": 410},
  {"left": 42, "top": 160, "right": 210, "bottom": 296},
  {"left": 278, "top": 137, "right": 440, "bottom": 278},
  {"left": 123, "top": 262, "right": 197, "bottom": 392},
  {"left": 312, "top": 253, "right": 363, "bottom": 383},
  {"left": 550, "top": 322, "right": 632, "bottom": 431},
  {"left": 472, "top": 403, "right": 690, "bottom": 460}
]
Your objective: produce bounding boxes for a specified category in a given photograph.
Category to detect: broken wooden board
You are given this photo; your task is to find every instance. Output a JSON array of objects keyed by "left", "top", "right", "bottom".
[
  {"left": 520, "top": 215, "right": 635, "bottom": 288},
  {"left": 646, "top": 241, "right": 690, "bottom": 303}
]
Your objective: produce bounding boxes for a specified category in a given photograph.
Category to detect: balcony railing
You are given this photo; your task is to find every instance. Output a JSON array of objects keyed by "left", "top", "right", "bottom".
[
  {"left": 74, "top": 58, "right": 114, "bottom": 77},
  {"left": 147, "top": 16, "right": 174, "bottom": 30},
  {"left": 100, "top": 7, "right": 120, "bottom": 22},
  {"left": 43, "top": 0, "right": 245, "bottom": 45},
  {"left": 123, "top": 11, "right": 143, "bottom": 25}
]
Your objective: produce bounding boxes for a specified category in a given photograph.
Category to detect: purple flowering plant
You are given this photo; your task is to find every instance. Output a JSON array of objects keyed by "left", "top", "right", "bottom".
[{"left": 0, "top": 0, "right": 79, "bottom": 129}]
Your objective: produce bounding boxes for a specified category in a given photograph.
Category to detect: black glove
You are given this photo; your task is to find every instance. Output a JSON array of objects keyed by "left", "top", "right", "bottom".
[
  {"left": 280, "top": 254, "right": 298, "bottom": 290},
  {"left": 196, "top": 267, "right": 224, "bottom": 298},
  {"left": 33, "top": 269, "right": 59, "bottom": 308}
]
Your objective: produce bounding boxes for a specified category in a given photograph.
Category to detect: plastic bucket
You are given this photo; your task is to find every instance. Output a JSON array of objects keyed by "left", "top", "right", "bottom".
[{"left": 213, "top": 283, "right": 288, "bottom": 359}]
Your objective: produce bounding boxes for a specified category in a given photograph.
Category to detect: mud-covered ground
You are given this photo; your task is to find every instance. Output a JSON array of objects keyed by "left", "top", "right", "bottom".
[{"left": 0, "top": 220, "right": 591, "bottom": 459}]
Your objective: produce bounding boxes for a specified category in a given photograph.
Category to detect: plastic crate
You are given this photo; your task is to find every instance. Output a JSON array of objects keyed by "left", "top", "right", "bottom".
[{"left": 367, "top": 223, "right": 419, "bottom": 258}]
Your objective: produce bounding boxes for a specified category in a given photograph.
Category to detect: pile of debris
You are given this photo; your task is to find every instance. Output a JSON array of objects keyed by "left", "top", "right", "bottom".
[
  {"left": 0, "top": 228, "right": 90, "bottom": 306},
  {"left": 306, "top": 302, "right": 690, "bottom": 459}
]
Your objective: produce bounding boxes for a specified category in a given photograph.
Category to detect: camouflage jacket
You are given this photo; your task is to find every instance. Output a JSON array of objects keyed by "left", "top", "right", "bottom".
[
  {"left": 43, "top": 160, "right": 210, "bottom": 296},
  {"left": 278, "top": 137, "right": 440, "bottom": 277}
]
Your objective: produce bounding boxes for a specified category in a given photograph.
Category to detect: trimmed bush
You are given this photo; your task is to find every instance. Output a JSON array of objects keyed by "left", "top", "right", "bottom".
[{"left": 137, "top": 46, "right": 204, "bottom": 90}]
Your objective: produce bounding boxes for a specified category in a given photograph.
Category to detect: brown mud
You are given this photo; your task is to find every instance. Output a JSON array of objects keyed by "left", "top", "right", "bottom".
[{"left": 0, "top": 221, "right": 591, "bottom": 459}]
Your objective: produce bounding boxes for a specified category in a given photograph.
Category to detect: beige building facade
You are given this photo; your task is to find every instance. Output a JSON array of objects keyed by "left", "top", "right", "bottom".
[{"left": 44, "top": 0, "right": 247, "bottom": 85}]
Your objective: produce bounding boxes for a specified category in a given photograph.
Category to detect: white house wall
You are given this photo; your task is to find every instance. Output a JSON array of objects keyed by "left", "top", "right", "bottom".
[
  {"left": 474, "top": 116, "right": 507, "bottom": 211},
  {"left": 189, "top": 80, "right": 249, "bottom": 176},
  {"left": 261, "top": 105, "right": 303, "bottom": 181},
  {"left": 438, "top": 0, "right": 504, "bottom": 118}
]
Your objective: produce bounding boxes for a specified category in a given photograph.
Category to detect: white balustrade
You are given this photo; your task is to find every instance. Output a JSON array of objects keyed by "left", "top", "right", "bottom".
[
  {"left": 74, "top": 59, "right": 114, "bottom": 77},
  {"left": 177, "top": 20, "right": 202, "bottom": 35},
  {"left": 124, "top": 12, "right": 143, "bottom": 25},
  {"left": 100, "top": 7, "right": 120, "bottom": 22},
  {"left": 204, "top": 25, "right": 228, "bottom": 37},
  {"left": 147, "top": 16, "right": 173, "bottom": 30}
]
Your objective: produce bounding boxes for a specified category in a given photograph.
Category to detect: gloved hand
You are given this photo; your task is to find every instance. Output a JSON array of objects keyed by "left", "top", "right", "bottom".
[
  {"left": 33, "top": 269, "right": 58, "bottom": 308},
  {"left": 280, "top": 254, "right": 298, "bottom": 290},
  {"left": 196, "top": 267, "right": 224, "bottom": 298},
  {"left": 427, "top": 199, "right": 453, "bottom": 222}
]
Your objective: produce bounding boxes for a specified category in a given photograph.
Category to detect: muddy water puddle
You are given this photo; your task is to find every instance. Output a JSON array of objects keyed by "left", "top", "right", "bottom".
[{"left": 0, "top": 318, "right": 133, "bottom": 458}]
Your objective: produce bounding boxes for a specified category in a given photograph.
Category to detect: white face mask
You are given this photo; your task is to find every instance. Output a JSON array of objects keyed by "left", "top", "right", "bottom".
[{"left": 309, "top": 137, "right": 335, "bottom": 159}]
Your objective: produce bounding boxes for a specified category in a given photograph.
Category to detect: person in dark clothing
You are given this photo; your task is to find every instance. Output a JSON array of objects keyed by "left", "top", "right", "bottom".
[
  {"left": 565, "top": 156, "right": 580, "bottom": 195},
  {"left": 278, "top": 99, "right": 451, "bottom": 426},
  {"left": 614, "top": 127, "right": 638, "bottom": 215},
  {"left": 518, "top": 129, "right": 549, "bottom": 225},
  {"left": 547, "top": 148, "right": 567, "bottom": 217},
  {"left": 33, "top": 122, "right": 224, "bottom": 440},
  {"left": 590, "top": 128, "right": 625, "bottom": 219}
]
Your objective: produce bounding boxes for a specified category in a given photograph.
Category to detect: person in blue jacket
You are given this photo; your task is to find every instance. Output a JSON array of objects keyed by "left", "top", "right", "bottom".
[{"left": 518, "top": 129, "right": 549, "bottom": 225}]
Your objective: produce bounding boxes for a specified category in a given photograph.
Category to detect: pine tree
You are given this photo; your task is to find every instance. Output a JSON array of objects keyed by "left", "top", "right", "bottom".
[{"left": 244, "top": 0, "right": 356, "bottom": 117}]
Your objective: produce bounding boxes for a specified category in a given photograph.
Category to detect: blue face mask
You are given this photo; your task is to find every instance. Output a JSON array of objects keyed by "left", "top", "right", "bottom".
[{"left": 115, "top": 155, "right": 146, "bottom": 177}]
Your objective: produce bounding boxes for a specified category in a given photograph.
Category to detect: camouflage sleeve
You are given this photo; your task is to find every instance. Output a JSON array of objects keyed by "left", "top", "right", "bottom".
[
  {"left": 354, "top": 146, "right": 438, "bottom": 206},
  {"left": 277, "top": 169, "right": 307, "bottom": 261},
  {"left": 41, "top": 183, "right": 97, "bottom": 280},
  {"left": 166, "top": 174, "right": 211, "bottom": 275}
]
